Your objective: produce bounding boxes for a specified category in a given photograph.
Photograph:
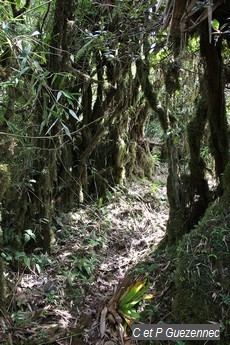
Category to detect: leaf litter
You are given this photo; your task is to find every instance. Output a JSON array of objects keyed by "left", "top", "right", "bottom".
[{"left": 3, "top": 165, "right": 169, "bottom": 344}]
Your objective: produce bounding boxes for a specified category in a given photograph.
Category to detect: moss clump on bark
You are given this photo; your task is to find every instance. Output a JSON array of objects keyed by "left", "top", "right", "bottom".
[
  {"left": 0, "top": 164, "right": 10, "bottom": 199},
  {"left": 222, "top": 162, "right": 230, "bottom": 200}
]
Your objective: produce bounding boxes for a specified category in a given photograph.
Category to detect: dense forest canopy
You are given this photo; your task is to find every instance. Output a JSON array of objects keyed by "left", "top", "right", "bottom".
[{"left": 0, "top": 0, "right": 230, "bottom": 344}]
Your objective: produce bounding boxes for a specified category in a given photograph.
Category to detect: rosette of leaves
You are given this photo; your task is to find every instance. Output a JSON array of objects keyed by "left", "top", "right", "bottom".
[
  {"left": 99, "top": 276, "right": 153, "bottom": 342},
  {"left": 106, "top": 275, "right": 153, "bottom": 330},
  {"left": 117, "top": 277, "right": 153, "bottom": 327}
]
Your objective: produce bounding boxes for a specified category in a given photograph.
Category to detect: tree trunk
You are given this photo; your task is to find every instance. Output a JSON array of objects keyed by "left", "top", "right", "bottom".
[
  {"left": 200, "top": 24, "right": 229, "bottom": 186},
  {"left": 167, "top": 73, "right": 210, "bottom": 244},
  {"left": 0, "top": 165, "right": 10, "bottom": 313},
  {"left": 166, "top": 23, "right": 229, "bottom": 245}
]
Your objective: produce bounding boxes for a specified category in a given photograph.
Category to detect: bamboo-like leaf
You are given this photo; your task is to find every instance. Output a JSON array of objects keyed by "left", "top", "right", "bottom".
[
  {"left": 51, "top": 73, "right": 58, "bottom": 86},
  {"left": 62, "top": 91, "right": 73, "bottom": 99},
  {"left": 19, "top": 67, "right": 30, "bottom": 77},
  {"left": 75, "top": 39, "right": 94, "bottom": 62},
  {"left": 31, "top": 30, "right": 40, "bottom": 36},
  {"left": 6, "top": 37, "right": 13, "bottom": 49},
  {"left": 62, "top": 123, "right": 72, "bottom": 139},
  {"left": 69, "top": 109, "right": 79, "bottom": 120},
  {"left": 45, "top": 118, "right": 58, "bottom": 135},
  {"left": 57, "top": 91, "right": 62, "bottom": 101}
]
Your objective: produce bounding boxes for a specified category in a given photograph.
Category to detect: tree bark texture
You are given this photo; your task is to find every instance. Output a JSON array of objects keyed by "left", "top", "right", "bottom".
[{"left": 200, "top": 25, "right": 229, "bottom": 184}]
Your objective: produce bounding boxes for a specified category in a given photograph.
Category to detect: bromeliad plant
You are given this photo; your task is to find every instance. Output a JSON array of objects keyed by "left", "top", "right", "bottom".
[
  {"left": 106, "top": 275, "right": 153, "bottom": 330},
  {"left": 117, "top": 277, "right": 152, "bottom": 327},
  {"left": 99, "top": 275, "right": 154, "bottom": 342}
]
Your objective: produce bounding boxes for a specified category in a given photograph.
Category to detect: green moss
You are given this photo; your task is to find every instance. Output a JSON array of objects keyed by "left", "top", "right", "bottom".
[
  {"left": 173, "top": 286, "right": 210, "bottom": 323},
  {"left": 222, "top": 162, "right": 230, "bottom": 199},
  {"left": 0, "top": 164, "right": 10, "bottom": 198},
  {"left": 173, "top": 201, "right": 230, "bottom": 343},
  {"left": 0, "top": 164, "right": 10, "bottom": 312}
]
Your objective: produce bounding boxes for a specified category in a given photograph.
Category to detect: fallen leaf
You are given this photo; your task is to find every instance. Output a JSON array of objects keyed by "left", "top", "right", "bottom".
[{"left": 100, "top": 306, "right": 107, "bottom": 338}]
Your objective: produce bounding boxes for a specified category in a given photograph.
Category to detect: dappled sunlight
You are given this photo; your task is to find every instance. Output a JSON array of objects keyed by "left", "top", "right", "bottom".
[{"left": 5, "top": 173, "right": 168, "bottom": 344}]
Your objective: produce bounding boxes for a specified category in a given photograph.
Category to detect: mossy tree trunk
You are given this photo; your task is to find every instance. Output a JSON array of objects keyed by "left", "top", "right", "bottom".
[
  {"left": 2, "top": 0, "right": 160, "bottom": 253},
  {"left": 166, "top": 24, "right": 229, "bottom": 245},
  {"left": 0, "top": 165, "right": 10, "bottom": 314},
  {"left": 12, "top": 0, "right": 76, "bottom": 253},
  {"left": 200, "top": 25, "right": 229, "bottom": 186},
  {"left": 135, "top": 56, "right": 168, "bottom": 179},
  {"left": 35, "top": 0, "right": 75, "bottom": 251},
  {"left": 0, "top": 225, "right": 4, "bottom": 313},
  {"left": 74, "top": 9, "right": 155, "bottom": 201},
  {"left": 48, "top": 0, "right": 76, "bottom": 212},
  {"left": 167, "top": 72, "right": 210, "bottom": 244}
]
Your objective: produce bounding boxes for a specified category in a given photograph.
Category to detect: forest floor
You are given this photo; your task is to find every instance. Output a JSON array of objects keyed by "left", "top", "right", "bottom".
[{"left": 5, "top": 164, "right": 169, "bottom": 345}]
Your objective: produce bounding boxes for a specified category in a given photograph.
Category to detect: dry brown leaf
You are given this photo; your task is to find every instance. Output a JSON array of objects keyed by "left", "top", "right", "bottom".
[
  {"left": 117, "top": 324, "right": 125, "bottom": 345},
  {"left": 100, "top": 306, "right": 108, "bottom": 338},
  {"left": 96, "top": 340, "right": 104, "bottom": 345}
]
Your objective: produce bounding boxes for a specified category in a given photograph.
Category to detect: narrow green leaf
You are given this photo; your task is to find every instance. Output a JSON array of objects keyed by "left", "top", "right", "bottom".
[
  {"left": 45, "top": 118, "right": 58, "bottom": 135},
  {"left": 39, "top": 120, "right": 46, "bottom": 134},
  {"left": 31, "top": 31, "right": 40, "bottom": 37},
  {"left": 69, "top": 109, "right": 79, "bottom": 120},
  {"left": 6, "top": 37, "right": 13, "bottom": 49},
  {"left": 51, "top": 73, "right": 58, "bottom": 86},
  {"left": 121, "top": 284, "right": 151, "bottom": 308},
  {"left": 119, "top": 285, "right": 138, "bottom": 306},
  {"left": 57, "top": 91, "right": 62, "bottom": 101},
  {"left": 62, "top": 91, "right": 73, "bottom": 99},
  {"left": 120, "top": 308, "right": 140, "bottom": 320},
  {"left": 19, "top": 67, "right": 30, "bottom": 77},
  {"left": 62, "top": 123, "right": 72, "bottom": 139},
  {"left": 75, "top": 40, "right": 94, "bottom": 61},
  {"left": 84, "top": 265, "right": 91, "bottom": 275},
  {"left": 98, "top": 197, "right": 103, "bottom": 207},
  {"left": 23, "top": 256, "right": 31, "bottom": 269},
  {"left": 33, "top": 60, "right": 42, "bottom": 71},
  {"left": 119, "top": 279, "right": 148, "bottom": 306}
]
